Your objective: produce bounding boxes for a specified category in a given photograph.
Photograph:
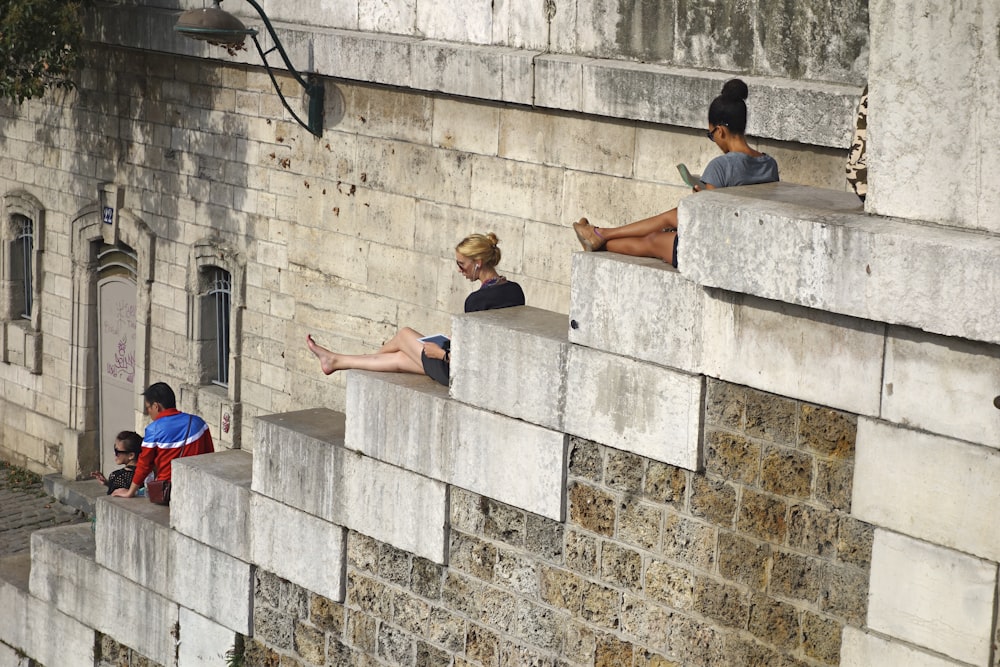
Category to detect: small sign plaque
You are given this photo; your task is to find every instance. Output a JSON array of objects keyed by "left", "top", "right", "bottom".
[{"left": 102, "top": 206, "right": 114, "bottom": 225}]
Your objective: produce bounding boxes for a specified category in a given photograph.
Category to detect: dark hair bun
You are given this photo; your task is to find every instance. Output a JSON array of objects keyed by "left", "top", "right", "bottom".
[{"left": 720, "top": 78, "right": 748, "bottom": 101}]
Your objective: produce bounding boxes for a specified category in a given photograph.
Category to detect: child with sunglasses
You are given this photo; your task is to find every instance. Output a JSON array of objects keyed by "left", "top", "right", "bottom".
[{"left": 91, "top": 431, "right": 142, "bottom": 495}]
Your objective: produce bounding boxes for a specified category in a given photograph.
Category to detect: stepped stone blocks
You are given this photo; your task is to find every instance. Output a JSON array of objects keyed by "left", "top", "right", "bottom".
[
  {"left": 249, "top": 493, "right": 346, "bottom": 603},
  {"left": 569, "top": 252, "right": 708, "bottom": 372},
  {"left": 29, "top": 524, "right": 179, "bottom": 666},
  {"left": 853, "top": 418, "right": 1000, "bottom": 562},
  {"left": 95, "top": 497, "right": 253, "bottom": 634},
  {"left": 177, "top": 607, "right": 239, "bottom": 667},
  {"left": 255, "top": 409, "right": 448, "bottom": 563},
  {"left": 565, "top": 345, "right": 704, "bottom": 470},
  {"left": 867, "top": 529, "right": 997, "bottom": 666},
  {"left": 840, "top": 627, "right": 967, "bottom": 667},
  {"left": 450, "top": 306, "right": 570, "bottom": 431},
  {"left": 881, "top": 327, "right": 1000, "bottom": 447},
  {"left": 681, "top": 182, "right": 1000, "bottom": 346},
  {"left": 0, "top": 553, "right": 94, "bottom": 667},
  {"left": 171, "top": 450, "right": 253, "bottom": 560},
  {"left": 346, "top": 370, "right": 567, "bottom": 520},
  {"left": 569, "top": 252, "right": 885, "bottom": 416}
]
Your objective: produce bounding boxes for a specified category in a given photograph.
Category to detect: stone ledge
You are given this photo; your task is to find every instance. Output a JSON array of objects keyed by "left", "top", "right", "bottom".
[
  {"left": 89, "top": 5, "right": 859, "bottom": 148},
  {"left": 171, "top": 450, "right": 253, "bottom": 561},
  {"left": 681, "top": 182, "right": 1000, "bottom": 346}
]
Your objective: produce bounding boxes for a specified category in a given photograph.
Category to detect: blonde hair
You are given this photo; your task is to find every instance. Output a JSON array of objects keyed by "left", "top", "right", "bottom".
[{"left": 456, "top": 232, "right": 502, "bottom": 268}]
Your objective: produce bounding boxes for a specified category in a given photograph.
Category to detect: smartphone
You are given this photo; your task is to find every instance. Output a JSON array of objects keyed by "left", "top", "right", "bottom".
[{"left": 676, "top": 163, "right": 698, "bottom": 189}]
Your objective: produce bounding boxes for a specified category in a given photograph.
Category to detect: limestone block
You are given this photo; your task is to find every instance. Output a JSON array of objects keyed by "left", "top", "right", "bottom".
[
  {"left": 853, "top": 419, "right": 1000, "bottom": 563},
  {"left": 95, "top": 497, "right": 174, "bottom": 596},
  {"left": 357, "top": 137, "right": 472, "bottom": 207},
  {"left": 0, "top": 642, "right": 26, "bottom": 667},
  {"left": 500, "top": 50, "right": 537, "bottom": 105},
  {"left": 29, "top": 525, "right": 179, "bottom": 666},
  {"left": 410, "top": 41, "right": 505, "bottom": 100},
  {"left": 867, "top": 529, "right": 995, "bottom": 666},
  {"left": 254, "top": 409, "right": 448, "bottom": 563},
  {"left": 0, "top": 554, "right": 94, "bottom": 667},
  {"left": 492, "top": 0, "right": 549, "bottom": 51},
  {"left": 359, "top": 0, "right": 415, "bottom": 34},
  {"left": 681, "top": 182, "right": 1000, "bottom": 346},
  {"left": 533, "top": 55, "right": 587, "bottom": 112},
  {"left": 700, "top": 292, "right": 885, "bottom": 416},
  {"left": 564, "top": 346, "right": 703, "bottom": 470},
  {"left": 451, "top": 307, "right": 569, "bottom": 431},
  {"left": 250, "top": 493, "right": 346, "bottom": 602},
  {"left": 868, "top": 0, "right": 1000, "bottom": 233},
  {"left": 313, "top": 29, "right": 417, "bottom": 87},
  {"left": 178, "top": 607, "right": 238, "bottom": 667},
  {"left": 498, "top": 108, "right": 636, "bottom": 177},
  {"left": 840, "top": 627, "right": 967, "bottom": 667},
  {"left": 882, "top": 327, "right": 1000, "bottom": 448},
  {"left": 469, "top": 154, "right": 564, "bottom": 223},
  {"left": 568, "top": 252, "right": 709, "bottom": 372},
  {"left": 345, "top": 371, "right": 566, "bottom": 520},
  {"left": 173, "top": 535, "right": 253, "bottom": 635},
  {"left": 415, "top": 1, "right": 490, "bottom": 43},
  {"left": 433, "top": 98, "right": 500, "bottom": 156},
  {"left": 171, "top": 450, "right": 253, "bottom": 561}
]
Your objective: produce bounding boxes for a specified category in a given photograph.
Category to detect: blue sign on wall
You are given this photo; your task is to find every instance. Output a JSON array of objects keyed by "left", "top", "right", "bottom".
[{"left": 102, "top": 206, "right": 114, "bottom": 225}]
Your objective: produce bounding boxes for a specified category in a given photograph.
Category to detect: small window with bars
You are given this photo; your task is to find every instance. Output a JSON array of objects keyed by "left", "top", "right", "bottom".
[
  {"left": 201, "top": 267, "right": 231, "bottom": 387},
  {"left": 11, "top": 215, "right": 33, "bottom": 320}
]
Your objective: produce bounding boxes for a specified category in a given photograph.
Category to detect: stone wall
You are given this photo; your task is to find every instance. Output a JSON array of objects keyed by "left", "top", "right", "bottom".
[{"left": 242, "top": 380, "right": 870, "bottom": 667}]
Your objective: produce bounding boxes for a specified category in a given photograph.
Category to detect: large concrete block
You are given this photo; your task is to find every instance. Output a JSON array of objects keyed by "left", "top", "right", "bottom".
[
  {"left": 173, "top": 535, "right": 253, "bottom": 635},
  {"left": 568, "top": 252, "right": 710, "bottom": 372},
  {"left": 564, "top": 346, "right": 703, "bottom": 470},
  {"left": 451, "top": 306, "right": 570, "bottom": 431},
  {"left": 867, "top": 529, "right": 996, "bottom": 666},
  {"left": 868, "top": 0, "right": 1000, "bottom": 233},
  {"left": 178, "top": 607, "right": 239, "bottom": 667},
  {"left": 700, "top": 292, "right": 885, "bottom": 416},
  {"left": 840, "top": 627, "right": 968, "bottom": 667},
  {"left": 254, "top": 409, "right": 448, "bottom": 563},
  {"left": 250, "top": 493, "right": 346, "bottom": 602},
  {"left": 95, "top": 497, "right": 174, "bottom": 596},
  {"left": 681, "top": 182, "right": 1000, "bottom": 346},
  {"left": 171, "top": 450, "right": 253, "bottom": 561},
  {"left": 346, "top": 371, "right": 566, "bottom": 520},
  {"left": 882, "top": 327, "right": 1000, "bottom": 448},
  {"left": 854, "top": 419, "right": 1000, "bottom": 562},
  {"left": 410, "top": 42, "right": 508, "bottom": 100},
  {"left": 0, "top": 554, "right": 94, "bottom": 667},
  {"left": 29, "top": 525, "right": 179, "bottom": 666}
]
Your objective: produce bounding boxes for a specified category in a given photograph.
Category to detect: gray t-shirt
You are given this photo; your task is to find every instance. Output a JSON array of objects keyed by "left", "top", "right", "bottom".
[{"left": 700, "top": 151, "right": 779, "bottom": 188}]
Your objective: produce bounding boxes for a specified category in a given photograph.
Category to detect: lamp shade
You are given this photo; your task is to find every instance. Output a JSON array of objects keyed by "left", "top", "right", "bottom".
[{"left": 174, "top": 6, "right": 255, "bottom": 47}]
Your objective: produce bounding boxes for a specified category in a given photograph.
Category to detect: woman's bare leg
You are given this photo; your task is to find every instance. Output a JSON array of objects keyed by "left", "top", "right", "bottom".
[
  {"left": 605, "top": 230, "right": 677, "bottom": 264},
  {"left": 307, "top": 332, "right": 426, "bottom": 375},
  {"left": 377, "top": 327, "right": 423, "bottom": 354},
  {"left": 598, "top": 209, "right": 678, "bottom": 240}
]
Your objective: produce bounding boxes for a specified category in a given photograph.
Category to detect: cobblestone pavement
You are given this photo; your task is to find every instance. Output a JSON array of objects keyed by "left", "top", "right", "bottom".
[{"left": 0, "top": 467, "right": 87, "bottom": 557}]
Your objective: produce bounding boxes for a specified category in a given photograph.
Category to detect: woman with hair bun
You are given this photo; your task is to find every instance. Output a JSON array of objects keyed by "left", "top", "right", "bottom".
[
  {"left": 572, "top": 78, "right": 779, "bottom": 267},
  {"left": 306, "top": 232, "right": 524, "bottom": 386}
]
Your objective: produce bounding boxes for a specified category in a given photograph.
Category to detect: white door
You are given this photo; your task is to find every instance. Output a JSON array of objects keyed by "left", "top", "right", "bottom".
[{"left": 97, "top": 276, "right": 137, "bottom": 474}]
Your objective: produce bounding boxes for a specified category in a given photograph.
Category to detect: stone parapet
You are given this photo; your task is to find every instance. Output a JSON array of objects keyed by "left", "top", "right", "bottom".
[
  {"left": 681, "top": 182, "right": 1000, "bottom": 346},
  {"left": 0, "top": 553, "right": 94, "bottom": 667},
  {"left": 345, "top": 371, "right": 566, "bottom": 521},
  {"left": 178, "top": 607, "right": 239, "bottom": 667},
  {"left": 171, "top": 450, "right": 254, "bottom": 561},
  {"left": 867, "top": 529, "right": 996, "bottom": 666},
  {"left": 841, "top": 627, "right": 968, "bottom": 667},
  {"left": 29, "top": 524, "right": 179, "bottom": 666},
  {"left": 254, "top": 408, "right": 448, "bottom": 563},
  {"left": 853, "top": 419, "right": 1000, "bottom": 563}
]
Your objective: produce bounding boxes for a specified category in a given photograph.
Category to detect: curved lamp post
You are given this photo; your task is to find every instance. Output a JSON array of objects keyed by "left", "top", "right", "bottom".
[{"left": 175, "top": 0, "right": 324, "bottom": 137}]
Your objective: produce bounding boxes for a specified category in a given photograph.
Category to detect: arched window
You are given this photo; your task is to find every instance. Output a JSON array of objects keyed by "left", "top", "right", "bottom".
[
  {"left": 11, "top": 215, "right": 33, "bottom": 320},
  {"left": 202, "top": 266, "right": 232, "bottom": 387},
  {"left": 3, "top": 192, "right": 44, "bottom": 373}
]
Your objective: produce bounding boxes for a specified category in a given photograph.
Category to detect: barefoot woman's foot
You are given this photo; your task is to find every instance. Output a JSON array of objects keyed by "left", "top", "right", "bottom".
[
  {"left": 306, "top": 334, "right": 338, "bottom": 375},
  {"left": 572, "top": 218, "right": 605, "bottom": 251}
]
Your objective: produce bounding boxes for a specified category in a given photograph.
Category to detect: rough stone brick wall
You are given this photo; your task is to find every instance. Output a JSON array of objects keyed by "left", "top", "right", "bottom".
[{"left": 239, "top": 378, "right": 872, "bottom": 666}]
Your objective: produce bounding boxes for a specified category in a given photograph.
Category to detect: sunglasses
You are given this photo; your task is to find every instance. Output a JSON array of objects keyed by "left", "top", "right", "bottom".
[
  {"left": 114, "top": 448, "right": 130, "bottom": 455},
  {"left": 706, "top": 123, "right": 729, "bottom": 140}
]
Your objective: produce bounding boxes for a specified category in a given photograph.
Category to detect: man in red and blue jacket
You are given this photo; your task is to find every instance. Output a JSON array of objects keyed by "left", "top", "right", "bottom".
[{"left": 112, "top": 382, "right": 214, "bottom": 498}]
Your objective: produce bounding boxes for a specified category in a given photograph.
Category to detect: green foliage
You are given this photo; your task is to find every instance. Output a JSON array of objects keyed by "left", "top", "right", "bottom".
[
  {"left": 0, "top": 459, "right": 42, "bottom": 491},
  {"left": 0, "top": 0, "right": 87, "bottom": 103},
  {"left": 225, "top": 636, "right": 246, "bottom": 667}
]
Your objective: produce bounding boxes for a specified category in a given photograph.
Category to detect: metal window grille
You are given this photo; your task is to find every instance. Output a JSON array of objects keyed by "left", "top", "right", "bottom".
[
  {"left": 14, "top": 216, "right": 33, "bottom": 319},
  {"left": 207, "top": 268, "right": 231, "bottom": 386}
]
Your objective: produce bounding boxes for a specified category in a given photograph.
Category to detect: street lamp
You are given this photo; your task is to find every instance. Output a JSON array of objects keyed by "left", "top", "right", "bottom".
[{"left": 174, "top": 0, "right": 324, "bottom": 137}]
